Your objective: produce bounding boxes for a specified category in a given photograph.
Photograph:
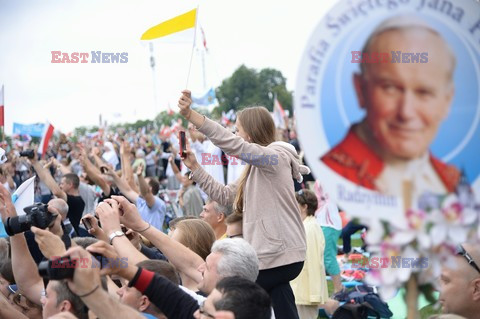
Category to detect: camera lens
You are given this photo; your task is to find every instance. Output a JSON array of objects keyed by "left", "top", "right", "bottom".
[
  {"left": 38, "top": 259, "right": 75, "bottom": 280},
  {"left": 38, "top": 260, "right": 50, "bottom": 278},
  {"left": 5, "top": 215, "right": 32, "bottom": 236}
]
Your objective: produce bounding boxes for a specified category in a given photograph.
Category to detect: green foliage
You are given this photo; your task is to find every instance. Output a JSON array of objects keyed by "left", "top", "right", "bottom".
[
  {"left": 154, "top": 111, "right": 187, "bottom": 128},
  {"left": 67, "top": 65, "right": 293, "bottom": 135},
  {"left": 74, "top": 126, "right": 99, "bottom": 138},
  {"left": 215, "top": 65, "right": 293, "bottom": 115}
]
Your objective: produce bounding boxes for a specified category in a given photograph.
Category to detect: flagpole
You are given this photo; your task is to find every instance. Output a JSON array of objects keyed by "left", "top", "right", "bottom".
[
  {"left": 185, "top": 44, "right": 195, "bottom": 89},
  {"left": 185, "top": 6, "right": 199, "bottom": 89},
  {"left": 149, "top": 42, "right": 159, "bottom": 117}
]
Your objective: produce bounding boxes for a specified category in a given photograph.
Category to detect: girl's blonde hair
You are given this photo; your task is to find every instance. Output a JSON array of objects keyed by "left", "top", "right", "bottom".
[
  {"left": 233, "top": 106, "right": 276, "bottom": 216},
  {"left": 175, "top": 219, "right": 216, "bottom": 261}
]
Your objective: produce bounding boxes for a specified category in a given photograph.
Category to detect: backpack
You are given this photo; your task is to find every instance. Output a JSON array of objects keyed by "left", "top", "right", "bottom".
[{"left": 333, "top": 285, "right": 393, "bottom": 318}]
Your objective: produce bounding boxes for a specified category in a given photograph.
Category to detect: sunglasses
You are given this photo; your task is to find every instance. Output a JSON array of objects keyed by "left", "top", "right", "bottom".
[{"left": 456, "top": 244, "right": 480, "bottom": 274}]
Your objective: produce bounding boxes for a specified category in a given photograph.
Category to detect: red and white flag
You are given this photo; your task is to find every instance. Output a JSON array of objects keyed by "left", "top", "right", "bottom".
[
  {"left": 0, "top": 85, "right": 4, "bottom": 127},
  {"left": 38, "top": 122, "right": 54, "bottom": 158},
  {"left": 273, "top": 96, "right": 286, "bottom": 129},
  {"left": 200, "top": 27, "right": 208, "bottom": 51},
  {"left": 221, "top": 111, "right": 230, "bottom": 126}
]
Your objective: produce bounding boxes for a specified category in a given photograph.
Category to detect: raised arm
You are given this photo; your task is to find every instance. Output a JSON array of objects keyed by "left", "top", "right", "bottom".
[
  {"left": 113, "top": 195, "right": 204, "bottom": 284},
  {"left": 128, "top": 268, "right": 199, "bottom": 319},
  {"left": 120, "top": 141, "right": 139, "bottom": 193},
  {"left": 95, "top": 200, "right": 148, "bottom": 266},
  {"left": 181, "top": 151, "right": 237, "bottom": 206},
  {"left": 168, "top": 155, "right": 185, "bottom": 184},
  {"left": 0, "top": 185, "right": 44, "bottom": 306},
  {"left": 178, "top": 90, "right": 278, "bottom": 170},
  {"left": 78, "top": 147, "right": 111, "bottom": 196},
  {"left": 104, "top": 166, "right": 139, "bottom": 203},
  {"left": 63, "top": 247, "right": 145, "bottom": 319},
  {"left": 91, "top": 147, "right": 106, "bottom": 168},
  {"left": 135, "top": 164, "right": 156, "bottom": 208},
  {"left": 52, "top": 157, "right": 73, "bottom": 175},
  {"left": 30, "top": 154, "right": 67, "bottom": 201}
]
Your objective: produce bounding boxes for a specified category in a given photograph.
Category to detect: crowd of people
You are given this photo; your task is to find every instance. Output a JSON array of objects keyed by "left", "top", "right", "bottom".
[{"left": 0, "top": 88, "right": 477, "bottom": 319}]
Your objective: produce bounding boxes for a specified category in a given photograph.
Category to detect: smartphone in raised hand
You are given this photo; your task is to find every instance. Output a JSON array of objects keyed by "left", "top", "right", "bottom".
[{"left": 179, "top": 131, "right": 186, "bottom": 159}]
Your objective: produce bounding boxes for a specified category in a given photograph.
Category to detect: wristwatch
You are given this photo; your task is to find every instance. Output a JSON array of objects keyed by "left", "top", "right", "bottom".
[{"left": 109, "top": 230, "right": 125, "bottom": 245}]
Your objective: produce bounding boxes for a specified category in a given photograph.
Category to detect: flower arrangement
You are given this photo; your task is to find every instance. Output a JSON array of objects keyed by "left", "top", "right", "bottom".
[{"left": 362, "top": 176, "right": 480, "bottom": 315}]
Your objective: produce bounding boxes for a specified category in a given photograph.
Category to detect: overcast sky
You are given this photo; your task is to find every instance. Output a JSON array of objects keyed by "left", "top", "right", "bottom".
[{"left": 0, "top": 0, "right": 336, "bottom": 133}]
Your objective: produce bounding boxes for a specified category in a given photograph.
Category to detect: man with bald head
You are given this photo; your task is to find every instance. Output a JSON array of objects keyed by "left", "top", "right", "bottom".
[
  {"left": 48, "top": 198, "right": 76, "bottom": 237},
  {"left": 322, "top": 16, "right": 460, "bottom": 199},
  {"left": 438, "top": 243, "right": 480, "bottom": 319}
]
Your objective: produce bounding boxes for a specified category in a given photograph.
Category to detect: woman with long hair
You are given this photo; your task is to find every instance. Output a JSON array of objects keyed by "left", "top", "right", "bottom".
[
  {"left": 170, "top": 219, "right": 216, "bottom": 291},
  {"left": 177, "top": 90, "right": 309, "bottom": 319}
]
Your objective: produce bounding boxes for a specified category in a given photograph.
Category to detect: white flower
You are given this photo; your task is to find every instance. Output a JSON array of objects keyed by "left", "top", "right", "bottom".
[
  {"left": 429, "top": 195, "right": 477, "bottom": 246},
  {"left": 417, "top": 244, "right": 456, "bottom": 287}
]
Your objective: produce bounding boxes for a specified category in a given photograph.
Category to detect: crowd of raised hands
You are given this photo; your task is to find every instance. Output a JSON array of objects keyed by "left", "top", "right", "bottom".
[{"left": 0, "top": 178, "right": 250, "bottom": 319}]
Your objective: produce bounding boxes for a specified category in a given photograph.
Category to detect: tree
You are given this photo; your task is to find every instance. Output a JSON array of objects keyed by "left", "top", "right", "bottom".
[
  {"left": 154, "top": 111, "right": 187, "bottom": 128},
  {"left": 214, "top": 65, "right": 293, "bottom": 117},
  {"left": 74, "top": 125, "right": 99, "bottom": 138}
]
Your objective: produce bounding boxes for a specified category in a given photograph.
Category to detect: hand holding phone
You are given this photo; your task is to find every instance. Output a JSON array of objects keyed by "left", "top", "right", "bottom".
[
  {"left": 179, "top": 131, "right": 187, "bottom": 159},
  {"left": 82, "top": 217, "right": 93, "bottom": 231}
]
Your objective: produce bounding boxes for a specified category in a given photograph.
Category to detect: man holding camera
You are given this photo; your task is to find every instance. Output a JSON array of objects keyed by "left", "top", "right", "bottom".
[
  {"left": 0, "top": 184, "right": 88, "bottom": 319},
  {"left": 28, "top": 153, "right": 85, "bottom": 234}
]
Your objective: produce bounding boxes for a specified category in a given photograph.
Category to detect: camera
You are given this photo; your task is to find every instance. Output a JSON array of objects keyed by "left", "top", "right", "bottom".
[
  {"left": 19, "top": 149, "right": 35, "bottom": 159},
  {"left": 38, "top": 257, "right": 75, "bottom": 280},
  {"left": 4, "top": 203, "right": 57, "bottom": 236},
  {"left": 38, "top": 253, "right": 105, "bottom": 279}
]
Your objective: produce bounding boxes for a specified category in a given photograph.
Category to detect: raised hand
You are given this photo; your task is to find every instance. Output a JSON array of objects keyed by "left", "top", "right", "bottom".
[
  {"left": 62, "top": 246, "right": 102, "bottom": 296},
  {"left": 0, "top": 184, "right": 17, "bottom": 221},
  {"left": 95, "top": 201, "right": 122, "bottom": 237},
  {"left": 31, "top": 226, "right": 66, "bottom": 259},
  {"left": 178, "top": 90, "right": 192, "bottom": 119},
  {"left": 181, "top": 150, "right": 200, "bottom": 171},
  {"left": 110, "top": 195, "right": 147, "bottom": 232},
  {"left": 135, "top": 163, "right": 144, "bottom": 176},
  {"left": 82, "top": 214, "right": 108, "bottom": 242},
  {"left": 87, "top": 240, "right": 123, "bottom": 276}
]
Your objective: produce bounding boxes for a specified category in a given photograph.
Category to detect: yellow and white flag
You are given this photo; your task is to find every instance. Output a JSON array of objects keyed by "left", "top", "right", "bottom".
[{"left": 141, "top": 8, "right": 197, "bottom": 41}]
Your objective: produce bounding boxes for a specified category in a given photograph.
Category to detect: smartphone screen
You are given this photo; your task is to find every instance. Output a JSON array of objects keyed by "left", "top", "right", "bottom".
[
  {"left": 82, "top": 218, "right": 92, "bottom": 231},
  {"left": 179, "top": 131, "right": 186, "bottom": 158}
]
